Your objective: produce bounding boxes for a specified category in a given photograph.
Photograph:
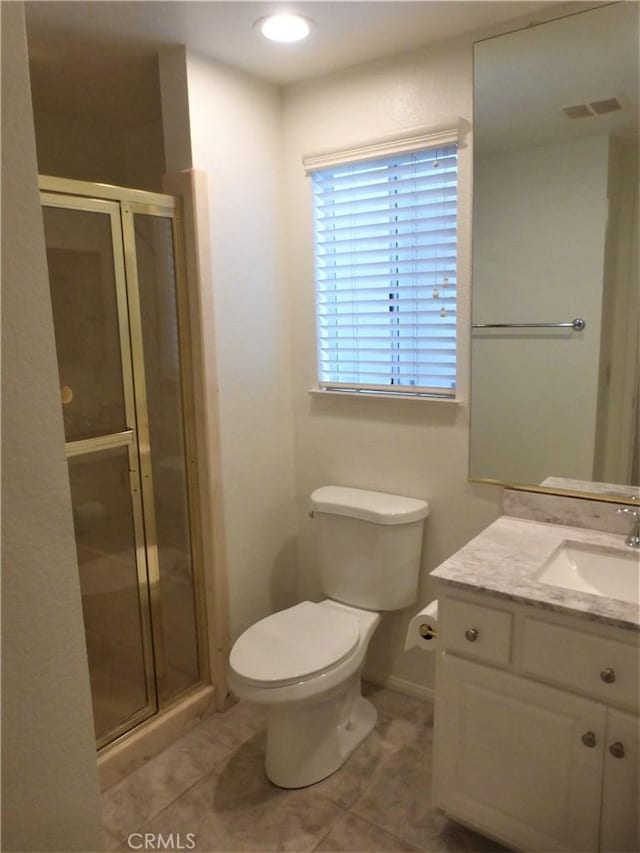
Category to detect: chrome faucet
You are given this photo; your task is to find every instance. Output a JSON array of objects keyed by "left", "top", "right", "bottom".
[{"left": 616, "top": 507, "right": 640, "bottom": 549}]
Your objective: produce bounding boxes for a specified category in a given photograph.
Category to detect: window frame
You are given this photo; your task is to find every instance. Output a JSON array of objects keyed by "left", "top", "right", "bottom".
[{"left": 304, "top": 125, "right": 461, "bottom": 401}]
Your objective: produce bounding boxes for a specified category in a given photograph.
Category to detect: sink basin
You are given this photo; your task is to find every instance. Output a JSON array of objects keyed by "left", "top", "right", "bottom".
[{"left": 534, "top": 541, "right": 639, "bottom": 604}]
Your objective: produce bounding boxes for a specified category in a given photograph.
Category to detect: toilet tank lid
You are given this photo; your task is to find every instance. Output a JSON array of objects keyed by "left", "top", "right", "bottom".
[{"left": 311, "top": 486, "right": 429, "bottom": 525}]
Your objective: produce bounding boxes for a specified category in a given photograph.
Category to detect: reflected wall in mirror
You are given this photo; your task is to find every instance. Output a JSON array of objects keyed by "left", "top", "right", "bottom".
[{"left": 470, "top": 2, "right": 639, "bottom": 501}]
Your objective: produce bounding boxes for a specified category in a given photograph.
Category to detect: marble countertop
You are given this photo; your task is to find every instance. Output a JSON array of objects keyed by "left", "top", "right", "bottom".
[
  {"left": 540, "top": 476, "right": 640, "bottom": 500},
  {"left": 431, "top": 516, "right": 640, "bottom": 632}
]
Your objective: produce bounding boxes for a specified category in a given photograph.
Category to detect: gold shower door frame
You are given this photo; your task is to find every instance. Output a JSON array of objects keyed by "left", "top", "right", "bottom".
[{"left": 40, "top": 176, "right": 209, "bottom": 749}]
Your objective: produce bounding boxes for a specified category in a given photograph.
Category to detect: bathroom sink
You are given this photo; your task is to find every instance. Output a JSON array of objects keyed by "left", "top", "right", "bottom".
[{"left": 534, "top": 541, "right": 639, "bottom": 604}]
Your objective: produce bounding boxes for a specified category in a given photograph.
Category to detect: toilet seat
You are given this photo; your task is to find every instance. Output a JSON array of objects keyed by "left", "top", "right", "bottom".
[{"left": 229, "top": 601, "right": 360, "bottom": 687}]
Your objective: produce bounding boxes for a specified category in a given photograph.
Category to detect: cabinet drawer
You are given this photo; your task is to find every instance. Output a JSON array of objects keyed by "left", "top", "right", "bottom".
[
  {"left": 441, "top": 598, "right": 512, "bottom": 665},
  {"left": 521, "top": 618, "right": 640, "bottom": 711}
]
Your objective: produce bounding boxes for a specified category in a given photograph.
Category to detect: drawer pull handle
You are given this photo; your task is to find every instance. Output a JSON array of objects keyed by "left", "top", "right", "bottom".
[
  {"left": 600, "top": 667, "right": 616, "bottom": 684},
  {"left": 465, "top": 628, "right": 479, "bottom": 642},
  {"left": 609, "top": 742, "right": 625, "bottom": 759},
  {"left": 581, "top": 731, "right": 597, "bottom": 748}
]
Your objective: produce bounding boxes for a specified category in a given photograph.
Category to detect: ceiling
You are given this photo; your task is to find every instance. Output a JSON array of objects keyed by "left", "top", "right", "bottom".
[
  {"left": 26, "top": 1, "right": 564, "bottom": 86},
  {"left": 29, "top": 0, "right": 634, "bottom": 153},
  {"left": 25, "top": 1, "right": 565, "bottom": 125}
]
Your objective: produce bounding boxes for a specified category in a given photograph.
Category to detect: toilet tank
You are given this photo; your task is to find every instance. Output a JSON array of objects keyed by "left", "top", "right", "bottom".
[{"left": 310, "top": 486, "right": 429, "bottom": 611}]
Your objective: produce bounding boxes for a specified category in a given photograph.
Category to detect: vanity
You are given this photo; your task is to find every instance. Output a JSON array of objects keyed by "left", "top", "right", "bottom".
[
  {"left": 438, "top": 3, "right": 640, "bottom": 848},
  {"left": 431, "top": 513, "right": 639, "bottom": 853}
]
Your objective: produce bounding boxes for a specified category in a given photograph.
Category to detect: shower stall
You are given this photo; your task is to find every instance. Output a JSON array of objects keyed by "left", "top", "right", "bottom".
[{"left": 40, "top": 176, "right": 208, "bottom": 749}]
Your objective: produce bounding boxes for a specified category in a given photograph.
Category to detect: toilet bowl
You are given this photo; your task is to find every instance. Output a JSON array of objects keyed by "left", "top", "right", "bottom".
[
  {"left": 228, "top": 485, "right": 429, "bottom": 789},
  {"left": 229, "top": 599, "right": 381, "bottom": 788}
]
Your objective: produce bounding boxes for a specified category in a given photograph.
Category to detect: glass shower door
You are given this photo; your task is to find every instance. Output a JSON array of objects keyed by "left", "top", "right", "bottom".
[
  {"left": 122, "top": 204, "right": 202, "bottom": 704},
  {"left": 41, "top": 196, "right": 157, "bottom": 746}
]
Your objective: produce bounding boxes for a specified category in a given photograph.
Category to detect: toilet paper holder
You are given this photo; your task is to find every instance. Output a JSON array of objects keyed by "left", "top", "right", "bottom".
[
  {"left": 406, "top": 601, "right": 439, "bottom": 652},
  {"left": 419, "top": 623, "right": 438, "bottom": 640}
]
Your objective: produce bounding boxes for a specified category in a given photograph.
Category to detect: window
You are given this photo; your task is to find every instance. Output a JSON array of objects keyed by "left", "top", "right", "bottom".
[{"left": 308, "top": 138, "right": 458, "bottom": 397}]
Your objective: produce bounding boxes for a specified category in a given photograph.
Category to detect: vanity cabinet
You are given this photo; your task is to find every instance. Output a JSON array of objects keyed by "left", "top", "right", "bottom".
[
  {"left": 599, "top": 708, "right": 640, "bottom": 853},
  {"left": 433, "top": 590, "right": 639, "bottom": 853}
]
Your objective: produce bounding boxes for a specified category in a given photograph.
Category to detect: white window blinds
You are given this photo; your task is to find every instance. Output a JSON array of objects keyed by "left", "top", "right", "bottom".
[{"left": 310, "top": 143, "right": 458, "bottom": 397}]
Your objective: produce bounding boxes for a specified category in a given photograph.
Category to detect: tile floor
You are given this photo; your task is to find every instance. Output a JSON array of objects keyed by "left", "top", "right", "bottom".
[{"left": 102, "top": 683, "right": 508, "bottom": 852}]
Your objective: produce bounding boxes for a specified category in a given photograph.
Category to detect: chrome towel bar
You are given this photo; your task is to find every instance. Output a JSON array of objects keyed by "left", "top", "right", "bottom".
[{"left": 472, "top": 317, "right": 586, "bottom": 331}]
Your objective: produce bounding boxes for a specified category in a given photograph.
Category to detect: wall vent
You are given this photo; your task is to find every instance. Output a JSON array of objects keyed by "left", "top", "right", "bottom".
[
  {"left": 589, "top": 97, "right": 623, "bottom": 115},
  {"left": 563, "top": 103, "right": 593, "bottom": 119},
  {"left": 562, "top": 96, "right": 624, "bottom": 119}
]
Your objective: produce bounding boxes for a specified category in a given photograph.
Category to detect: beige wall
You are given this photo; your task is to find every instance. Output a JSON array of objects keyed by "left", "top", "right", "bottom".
[
  {"left": 30, "top": 42, "right": 166, "bottom": 193},
  {"left": 281, "top": 35, "right": 503, "bottom": 695},
  {"left": 471, "top": 135, "right": 609, "bottom": 485},
  {"left": 182, "top": 52, "right": 299, "bottom": 641},
  {"left": 33, "top": 109, "right": 166, "bottom": 192},
  {"left": 1, "top": 4, "right": 104, "bottom": 850},
  {"left": 595, "top": 137, "right": 640, "bottom": 485}
]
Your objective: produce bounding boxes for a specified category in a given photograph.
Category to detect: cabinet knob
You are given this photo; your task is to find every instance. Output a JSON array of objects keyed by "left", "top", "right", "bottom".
[
  {"left": 581, "top": 731, "right": 597, "bottom": 748},
  {"left": 609, "top": 742, "right": 625, "bottom": 759},
  {"left": 465, "top": 628, "right": 479, "bottom": 642},
  {"left": 600, "top": 667, "right": 616, "bottom": 684}
]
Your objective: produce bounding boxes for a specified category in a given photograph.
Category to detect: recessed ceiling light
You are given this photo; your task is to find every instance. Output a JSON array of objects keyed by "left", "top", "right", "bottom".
[{"left": 255, "top": 13, "right": 314, "bottom": 43}]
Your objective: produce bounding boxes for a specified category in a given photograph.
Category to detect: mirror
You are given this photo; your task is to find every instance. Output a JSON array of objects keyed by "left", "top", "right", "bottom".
[{"left": 470, "top": 2, "right": 639, "bottom": 502}]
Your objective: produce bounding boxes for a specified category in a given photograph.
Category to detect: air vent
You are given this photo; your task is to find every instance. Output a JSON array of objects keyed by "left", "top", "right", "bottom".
[
  {"left": 562, "top": 96, "right": 624, "bottom": 120},
  {"left": 563, "top": 104, "right": 593, "bottom": 119},
  {"left": 589, "top": 97, "right": 623, "bottom": 115}
]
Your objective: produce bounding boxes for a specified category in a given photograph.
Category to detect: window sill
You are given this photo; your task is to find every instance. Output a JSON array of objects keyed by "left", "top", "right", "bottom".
[{"left": 308, "top": 388, "right": 464, "bottom": 405}]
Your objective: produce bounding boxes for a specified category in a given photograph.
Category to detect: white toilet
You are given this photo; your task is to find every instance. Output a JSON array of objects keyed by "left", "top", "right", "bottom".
[{"left": 228, "top": 485, "right": 429, "bottom": 789}]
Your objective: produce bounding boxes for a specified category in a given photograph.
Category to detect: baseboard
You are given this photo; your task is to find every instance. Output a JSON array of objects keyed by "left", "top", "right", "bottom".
[{"left": 363, "top": 668, "right": 435, "bottom": 702}]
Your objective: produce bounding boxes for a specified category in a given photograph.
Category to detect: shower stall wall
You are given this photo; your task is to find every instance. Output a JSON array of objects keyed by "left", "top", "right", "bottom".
[{"left": 40, "top": 176, "right": 209, "bottom": 749}]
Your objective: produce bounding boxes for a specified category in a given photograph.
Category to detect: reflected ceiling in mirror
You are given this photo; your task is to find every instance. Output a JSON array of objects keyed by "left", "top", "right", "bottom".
[{"left": 470, "top": 2, "right": 639, "bottom": 503}]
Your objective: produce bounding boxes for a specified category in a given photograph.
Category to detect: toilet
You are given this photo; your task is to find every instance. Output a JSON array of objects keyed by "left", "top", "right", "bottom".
[{"left": 228, "top": 485, "right": 429, "bottom": 788}]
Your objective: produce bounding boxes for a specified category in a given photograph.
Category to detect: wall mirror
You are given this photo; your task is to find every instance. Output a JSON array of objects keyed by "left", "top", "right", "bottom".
[{"left": 470, "top": 2, "right": 639, "bottom": 502}]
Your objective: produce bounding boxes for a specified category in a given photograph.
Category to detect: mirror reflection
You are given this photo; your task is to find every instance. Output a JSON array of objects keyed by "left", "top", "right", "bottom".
[{"left": 470, "top": 2, "right": 639, "bottom": 499}]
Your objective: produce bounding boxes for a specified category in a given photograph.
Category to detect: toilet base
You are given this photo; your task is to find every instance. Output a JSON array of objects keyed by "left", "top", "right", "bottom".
[{"left": 264, "top": 677, "right": 377, "bottom": 788}]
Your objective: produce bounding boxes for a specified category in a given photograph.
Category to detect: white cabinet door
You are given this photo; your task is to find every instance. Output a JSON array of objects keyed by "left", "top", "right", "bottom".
[
  {"left": 600, "top": 708, "right": 640, "bottom": 853},
  {"left": 434, "top": 654, "right": 606, "bottom": 852}
]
